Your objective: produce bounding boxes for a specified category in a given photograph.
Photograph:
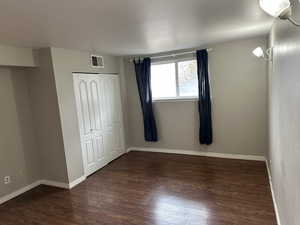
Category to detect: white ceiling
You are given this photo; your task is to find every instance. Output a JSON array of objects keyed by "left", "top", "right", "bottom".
[{"left": 0, "top": 0, "right": 272, "bottom": 55}]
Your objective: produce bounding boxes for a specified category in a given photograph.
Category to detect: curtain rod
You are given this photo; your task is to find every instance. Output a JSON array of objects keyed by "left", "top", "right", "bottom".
[{"left": 129, "top": 48, "right": 213, "bottom": 62}]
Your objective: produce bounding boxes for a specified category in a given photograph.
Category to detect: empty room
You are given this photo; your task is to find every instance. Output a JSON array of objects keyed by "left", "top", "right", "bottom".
[{"left": 0, "top": 0, "right": 299, "bottom": 224}]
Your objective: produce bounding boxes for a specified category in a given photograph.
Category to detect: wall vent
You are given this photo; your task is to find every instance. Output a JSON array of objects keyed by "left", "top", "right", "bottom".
[{"left": 91, "top": 55, "right": 104, "bottom": 68}]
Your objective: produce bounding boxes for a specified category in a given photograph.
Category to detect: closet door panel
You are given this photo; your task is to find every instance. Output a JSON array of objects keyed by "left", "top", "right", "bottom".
[
  {"left": 112, "top": 77, "right": 125, "bottom": 155},
  {"left": 103, "top": 77, "right": 114, "bottom": 129},
  {"left": 102, "top": 75, "right": 125, "bottom": 161},
  {"left": 112, "top": 126, "right": 124, "bottom": 157},
  {"left": 112, "top": 77, "right": 123, "bottom": 124},
  {"left": 84, "top": 140, "right": 94, "bottom": 166},
  {"left": 89, "top": 78, "right": 106, "bottom": 168},
  {"left": 104, "top": 131, "right": 113, "bottom": 161},
  {"left": 89, "top": 79, "right": 104, "bottom": 131},
  {"left": 74, "top": 77, "right": 95, "bottom": 176},
  {"left": 74, "top": 74, "right": 107, "bottom": 176},
  {"left": 78, "top": 80, "right": 92, "bottom": 135},
  {"left": 93, "top": 135, "right": 105, "bottom": 162}
]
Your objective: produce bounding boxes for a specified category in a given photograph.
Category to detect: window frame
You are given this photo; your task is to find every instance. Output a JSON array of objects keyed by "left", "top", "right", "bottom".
[{"left": 151, "top": 57, "right": 199, "bottom": 102}]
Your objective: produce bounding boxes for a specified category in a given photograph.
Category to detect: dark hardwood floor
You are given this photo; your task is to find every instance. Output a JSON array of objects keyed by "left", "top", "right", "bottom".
[{"left": 0, "top": 151, "right": 277, "bottom": 225}]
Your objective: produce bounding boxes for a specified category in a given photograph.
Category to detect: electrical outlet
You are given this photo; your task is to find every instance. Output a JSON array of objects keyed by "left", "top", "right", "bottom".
[{"left": 4, "top": 176, "right": 10, "bottom": 184}]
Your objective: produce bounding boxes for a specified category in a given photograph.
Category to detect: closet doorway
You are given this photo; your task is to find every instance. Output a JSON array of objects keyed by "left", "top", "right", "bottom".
[{"left": 73, "top": 73, "right": 125, "bottom": 176}]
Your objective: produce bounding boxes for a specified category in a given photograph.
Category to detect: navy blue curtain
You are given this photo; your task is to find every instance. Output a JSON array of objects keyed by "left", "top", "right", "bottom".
[
  {"left": 134, "top": 58, "right": 158, "bottom": 142},
  {"left": 197, "top": 50, "right": 213, "bottom": 145}
]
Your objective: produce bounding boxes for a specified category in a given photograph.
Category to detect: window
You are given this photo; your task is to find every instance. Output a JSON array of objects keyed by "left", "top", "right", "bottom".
[{"left": 151, "top": 59, "right": 198, "bottom": 100}]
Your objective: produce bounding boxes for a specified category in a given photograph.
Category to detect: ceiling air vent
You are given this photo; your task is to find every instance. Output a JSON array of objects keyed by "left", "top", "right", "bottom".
[{"left": 91, "top": 55, "right": 104, "bottom": 68}]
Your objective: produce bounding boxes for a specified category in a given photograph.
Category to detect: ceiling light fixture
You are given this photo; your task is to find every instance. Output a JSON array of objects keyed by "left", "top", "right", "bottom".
[
  {"left": 259, "top": 0, "right": 300, "bottom": 26},
  {"left": 252, "top": 47, "right": 272, "bottom": 61}
]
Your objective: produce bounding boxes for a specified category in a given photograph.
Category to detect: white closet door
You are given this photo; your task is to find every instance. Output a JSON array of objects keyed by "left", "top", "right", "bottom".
[
  {"left": 89, "top": 77, "right": 107, "bottom": 168},
  {"left": 102, "top": 75, "right": 125, "bottom": 162},
  {"left": 74, "top": 74, "right": 107, "bottom": 176},
  {"left": 74, "top": 73, "right": 125, "bottom": 177}
]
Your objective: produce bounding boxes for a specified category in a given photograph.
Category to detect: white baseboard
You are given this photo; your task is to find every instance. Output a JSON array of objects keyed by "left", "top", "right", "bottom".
[
  {"left": 40, "top": 180, "right": 69, "bottom": 189},
  {"left": 266, "top": 161, "right": 282, "bottom": 225},
  {"left": 68, "top": 176, "right": 86, "bottom": 189},
  {"left": 0, "top": 175, "right": 87, "bottom": 205},
  {"left": 0, "top": 180, "right": 42, "bottom": 205},
  {"left": 127, "top": 147, "right": 266, "bottom": 161}
]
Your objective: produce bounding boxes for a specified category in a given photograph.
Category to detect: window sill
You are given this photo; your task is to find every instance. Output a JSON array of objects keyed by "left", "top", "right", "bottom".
[{"left": 153, "top": 97, "right": 198, "bottom": 103}]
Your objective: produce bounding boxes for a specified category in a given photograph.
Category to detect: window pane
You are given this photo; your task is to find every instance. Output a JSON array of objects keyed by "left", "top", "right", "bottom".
[
  {"left": 178, "top": 60, "right": 198, "bottom": 97},
  {"left": 151, "top": 63, "right": 176, "bottom": 99}
]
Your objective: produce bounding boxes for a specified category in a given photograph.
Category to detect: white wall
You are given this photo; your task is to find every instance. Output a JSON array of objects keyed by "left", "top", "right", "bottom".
[
  {"left": 124, "top": 36, "right": 268, "bottom": 156},
  {"left": 267, "top": 4, "right": 300, "bottom": 225}
]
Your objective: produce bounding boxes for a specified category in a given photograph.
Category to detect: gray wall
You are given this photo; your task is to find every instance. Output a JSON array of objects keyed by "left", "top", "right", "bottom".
[
  {"left": 0, "top": 67, "right": 41, "bottom": 197},
  {"left": 125, "top": 36, "right": 268, "bottom": 156},
  {"left": 28, "top": 48, "right": 69, "bottom": 183},
  {"left": 268, "top": 4, "right": 300, "bottom": 225},
  {"left": 50, "top": 47, "right": 122, "bottom": 182},
  {"left": 0, "top": 37, "right": 269, "bottom": 199},
  {"left": 0, "top": 46, "right": 123, "bottom": 195},
  {"left": 0, "top": 45, "right": 37, "bottom": 67}
]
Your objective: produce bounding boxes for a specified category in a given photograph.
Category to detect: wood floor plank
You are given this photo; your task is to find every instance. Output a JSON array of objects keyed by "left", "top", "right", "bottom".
[{"left": 0, "top": 151, "right": 277, "bottom": 225}]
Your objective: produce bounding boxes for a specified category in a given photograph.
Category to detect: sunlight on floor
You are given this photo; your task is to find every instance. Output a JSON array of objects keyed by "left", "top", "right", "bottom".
[{"left": 154, "top": 194, "right": 210, "bottom": 225}]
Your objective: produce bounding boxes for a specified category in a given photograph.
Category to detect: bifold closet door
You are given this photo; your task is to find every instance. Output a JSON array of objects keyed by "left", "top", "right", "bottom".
[
  {"left": 74, "top": 73, "right": 125, "bottom": 177},
  {"left": 73, "top": 74, "right": 107, "bottom": 176},
  {"left": 101, "top": 75, "right": 125, "bottom": 162}
]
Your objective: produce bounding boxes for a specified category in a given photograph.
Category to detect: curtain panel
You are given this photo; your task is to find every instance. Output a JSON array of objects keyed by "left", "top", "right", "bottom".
[
  {"left": 197, "top": 50, "right": 213, "bottom": 145},
  {"left": 134, "top": 58, "right": 158, "bottom": 142}
]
